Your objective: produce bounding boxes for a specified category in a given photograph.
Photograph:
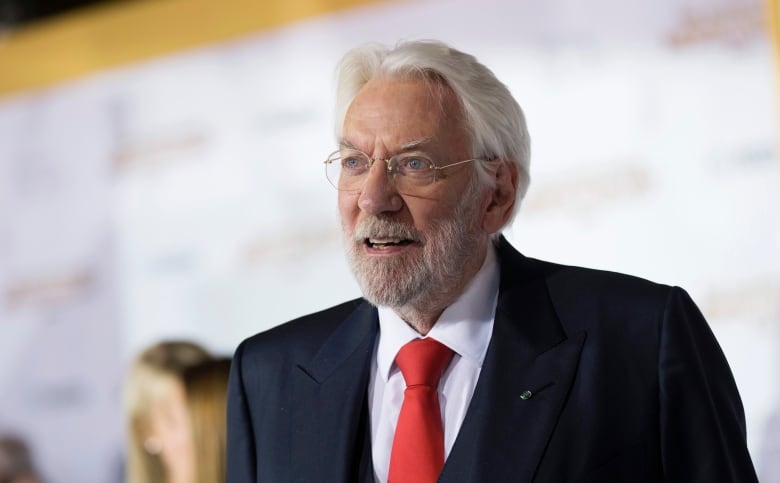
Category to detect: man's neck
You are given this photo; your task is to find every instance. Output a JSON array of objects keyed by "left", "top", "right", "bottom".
[{"left": 394, "top": 306, "right": 443, "bottom": 335}]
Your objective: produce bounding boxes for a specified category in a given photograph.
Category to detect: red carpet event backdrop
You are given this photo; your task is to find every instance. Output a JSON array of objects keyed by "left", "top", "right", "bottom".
[{"left": 0, "top": 0, "right": 778, "bottom": 481}]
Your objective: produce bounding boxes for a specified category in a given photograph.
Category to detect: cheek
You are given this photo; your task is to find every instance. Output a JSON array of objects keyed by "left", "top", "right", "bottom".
[
  {"left": 151, "top": 399, "right": 192, "bottom": 449},
  {"left": 338, "top": 193, "right": 359, "bottom": 226},
  {"left": 407, "top": 197, "right": 459, "bottom": 231}
]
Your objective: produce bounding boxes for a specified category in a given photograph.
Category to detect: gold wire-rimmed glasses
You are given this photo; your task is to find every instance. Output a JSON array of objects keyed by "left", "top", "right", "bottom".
[{"left": 324, "top": 148, "right": 488, "bottom": 194}]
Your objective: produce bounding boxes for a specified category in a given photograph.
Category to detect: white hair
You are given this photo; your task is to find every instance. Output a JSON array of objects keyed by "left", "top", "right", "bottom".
[{"left": 334, "top": 39, "right": 531, "bottom": 224}]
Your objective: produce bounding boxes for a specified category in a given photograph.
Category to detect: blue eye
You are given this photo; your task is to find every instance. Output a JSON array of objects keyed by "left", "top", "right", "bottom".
[
  {"left": 342, "top": 155, "right": 366, "bottom": 171},
  {"left": 406, "top": 158, "right": 425, "bottom": 170},
  {"left": 398, "top": 156, "right": 429, "bottom": 170},
  {"left": 394, "top": 154, "right": 433, "bottom": 178}
]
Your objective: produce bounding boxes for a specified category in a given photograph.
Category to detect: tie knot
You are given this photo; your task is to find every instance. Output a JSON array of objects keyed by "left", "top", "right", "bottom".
[{"left": 395, "top": 338, "right": 454, "bottom": 387}]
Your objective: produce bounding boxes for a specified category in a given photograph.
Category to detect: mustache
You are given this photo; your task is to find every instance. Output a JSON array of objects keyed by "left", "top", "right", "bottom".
[{"left": 353, "top": 217, "right": 424, "bottom": 243}]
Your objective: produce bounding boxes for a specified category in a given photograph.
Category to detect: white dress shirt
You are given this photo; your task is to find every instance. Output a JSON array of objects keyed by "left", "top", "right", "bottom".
[{"left": 367, "top": 244, "right": 500, "bottom": 483}]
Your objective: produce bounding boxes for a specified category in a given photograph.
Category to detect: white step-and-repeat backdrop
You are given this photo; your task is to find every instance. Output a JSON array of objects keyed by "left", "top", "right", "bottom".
[{"left": 0, "top": 0, "right": 778, "bottom": 481}]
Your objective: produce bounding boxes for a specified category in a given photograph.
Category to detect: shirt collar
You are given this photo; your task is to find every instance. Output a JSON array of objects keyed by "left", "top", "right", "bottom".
[{"left": 375, "top": 243, "right": 500, "bottom": 381}]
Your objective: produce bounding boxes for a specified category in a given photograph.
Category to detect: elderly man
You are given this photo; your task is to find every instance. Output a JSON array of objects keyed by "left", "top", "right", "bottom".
[{"left": 227, "top": 40, "right": 758, "bottom": 483}]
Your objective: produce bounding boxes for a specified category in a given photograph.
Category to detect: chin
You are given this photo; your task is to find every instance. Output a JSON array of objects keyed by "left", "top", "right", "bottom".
[{"left": 350, "top": 253, "right": 426, "bottom": 308}]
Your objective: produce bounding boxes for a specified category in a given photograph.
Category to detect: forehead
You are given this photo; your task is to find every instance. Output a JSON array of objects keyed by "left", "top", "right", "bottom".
[{"left": 342, "top": 77, "right": 466, "bottom": 152}]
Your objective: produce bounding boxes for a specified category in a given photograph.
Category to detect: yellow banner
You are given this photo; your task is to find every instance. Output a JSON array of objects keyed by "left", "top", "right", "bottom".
[{"left": 0, "top": 0, "right": 383, "bottom": 97}]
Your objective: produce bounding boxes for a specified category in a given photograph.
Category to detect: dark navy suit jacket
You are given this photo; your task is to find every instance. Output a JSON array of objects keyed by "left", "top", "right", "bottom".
[{"left": 227, "top": 238, "right": 758, "bottom": 482}]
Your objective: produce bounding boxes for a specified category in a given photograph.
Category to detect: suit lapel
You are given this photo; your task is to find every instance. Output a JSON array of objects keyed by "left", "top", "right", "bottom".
[
  {"left": 440, "top": 239, "right": 585, "bottom": 483},
  {"left": 289, "top": 301, "right": 378, "bottom": 483},
  {"left": 284, "top": 240, "right": 583, "bottom": 482}
]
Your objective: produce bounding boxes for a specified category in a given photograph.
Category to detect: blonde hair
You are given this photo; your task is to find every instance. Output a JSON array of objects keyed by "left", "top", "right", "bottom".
[
  {"left": 182, "top": 358, "right": 231, "bottom": 483},
  {"left": 124, "top": 341, "right": 212, "bottom": 483}
]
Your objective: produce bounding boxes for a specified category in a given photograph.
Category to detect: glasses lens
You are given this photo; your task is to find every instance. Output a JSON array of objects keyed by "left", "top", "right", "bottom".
[
  {"left": 325, "top": 154, "right": 341, "bottom": 189},
  {"left": 326, "top": 151, "right": 367, "bottom": 191},
  {"left": 392, "top": 154, "right": 436, "bottom": 186}
]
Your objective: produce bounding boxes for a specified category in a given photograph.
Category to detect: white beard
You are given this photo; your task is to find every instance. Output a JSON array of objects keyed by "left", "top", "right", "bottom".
[{"left": 342, "top": 178, "right": 486, "bottom": 309}]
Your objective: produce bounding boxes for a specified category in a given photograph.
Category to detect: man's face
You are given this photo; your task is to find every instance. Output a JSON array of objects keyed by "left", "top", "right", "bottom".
[{"left": 338, "top": 77, "right": 490, "bottom": 310}]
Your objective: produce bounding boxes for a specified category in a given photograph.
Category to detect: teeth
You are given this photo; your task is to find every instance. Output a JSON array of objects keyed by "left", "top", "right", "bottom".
[{"left": 369, "top": 238, "right": 403, "bottom": 244}]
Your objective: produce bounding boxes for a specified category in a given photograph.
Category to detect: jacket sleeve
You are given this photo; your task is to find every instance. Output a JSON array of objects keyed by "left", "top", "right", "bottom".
[
  {"left": 227, "top": 340, "right": 257, "bottom": 483},
  {"left": 658, "top": 286, "right": 758, "bottom": 482}
]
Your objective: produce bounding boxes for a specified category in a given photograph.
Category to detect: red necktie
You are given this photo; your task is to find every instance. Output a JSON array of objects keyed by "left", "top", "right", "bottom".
[{"left": 388, "top": 338, "right": 454, "bottom": 483}]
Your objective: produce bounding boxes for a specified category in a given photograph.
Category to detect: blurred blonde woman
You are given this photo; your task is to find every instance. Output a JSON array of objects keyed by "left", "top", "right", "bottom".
[
  {"left": 181, "top": 358, "right": 231, "bottom": 483},
  {"left": 124, "top": 341, "right": 211, "bottom": 483}
]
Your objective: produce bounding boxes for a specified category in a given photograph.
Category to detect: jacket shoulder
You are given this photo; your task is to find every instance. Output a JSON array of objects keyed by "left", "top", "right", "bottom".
[
  {"left": 535, "top": 258, "right": 678, "bottom": 335},
  {"left": 544, "top": 260, "right": 671, "bottom": 300},
  {"left": 497, "top": 238, "right": 677, "bottom": 329},
  {"left": 235, "top": 298, "right": 366, "bottom": 362},
  {"left": 497, "top": 237, "right": 670, "bottom": 302}
]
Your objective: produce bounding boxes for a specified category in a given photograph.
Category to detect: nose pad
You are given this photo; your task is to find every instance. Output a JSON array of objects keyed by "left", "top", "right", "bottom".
[
  {"left": 364, "top": 158, "right": 393, "bottom": 187},
  {"left": 373, "top": 157, "right": 394, "bottom": 177}
]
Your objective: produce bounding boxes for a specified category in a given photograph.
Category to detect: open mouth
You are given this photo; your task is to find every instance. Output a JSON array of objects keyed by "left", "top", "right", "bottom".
[{"left": 365, "top": 237, "right": 415, "bottom": 250}]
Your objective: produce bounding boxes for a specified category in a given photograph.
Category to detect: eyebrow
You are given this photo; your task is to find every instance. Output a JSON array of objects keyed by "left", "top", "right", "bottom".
[
  {"left": 399, "top": 137, "right": 433, "bottom": 150},
  {"left": 338, "top": 139, "right": 359, "bottom": 150},
  {"left": 338, "top": 137, "right": 433, "bottom": 152}
]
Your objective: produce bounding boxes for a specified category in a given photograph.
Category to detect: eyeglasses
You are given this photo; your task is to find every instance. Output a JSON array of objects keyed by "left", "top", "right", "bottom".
[{"left": 324, "top": 148, "right": 487, "bottom": 194}]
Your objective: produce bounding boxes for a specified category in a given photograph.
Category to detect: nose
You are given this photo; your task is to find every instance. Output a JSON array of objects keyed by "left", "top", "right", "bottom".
[{"left": 357, "top": 158, "right": 403, "bottom": 215}]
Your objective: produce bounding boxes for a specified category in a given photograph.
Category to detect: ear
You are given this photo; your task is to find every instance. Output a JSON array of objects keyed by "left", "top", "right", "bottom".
[{"left": 481, "top": 160, "right": 519, "bottom": 234}]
